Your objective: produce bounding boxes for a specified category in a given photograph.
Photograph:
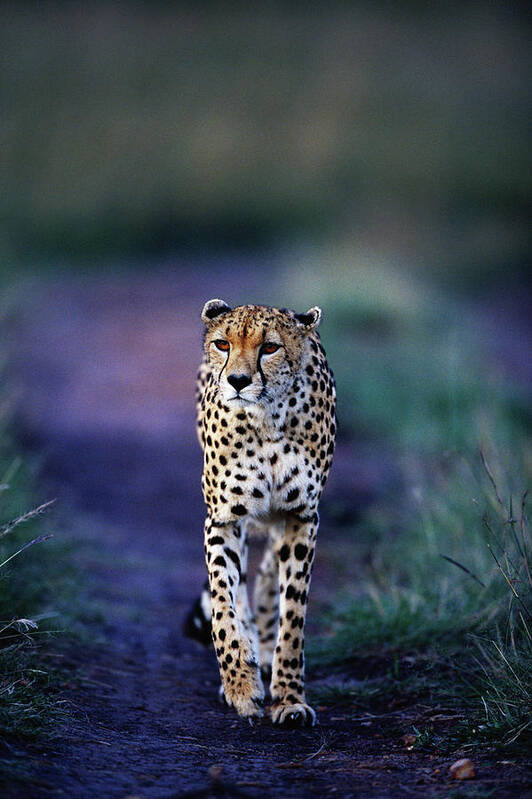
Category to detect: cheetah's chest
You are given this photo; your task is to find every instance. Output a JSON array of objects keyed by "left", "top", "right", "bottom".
[{"left": 202, "top": 414, "right": 325, "bottom": 523}]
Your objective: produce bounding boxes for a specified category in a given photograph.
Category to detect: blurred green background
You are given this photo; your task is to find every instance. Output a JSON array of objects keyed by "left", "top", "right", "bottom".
[
  {"left": 1, "top": 1, "right": 530, "bottom": 283},
  {"left": 2, "top": 0, "right": 531, "bottom": 452}
]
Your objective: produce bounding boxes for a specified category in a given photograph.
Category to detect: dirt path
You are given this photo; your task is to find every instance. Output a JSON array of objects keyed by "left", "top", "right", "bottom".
[{"left": 4, "top": 267, "right": 530, "bottom": 798}]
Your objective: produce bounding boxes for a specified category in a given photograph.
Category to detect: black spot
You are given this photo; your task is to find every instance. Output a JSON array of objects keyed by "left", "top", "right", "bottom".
[
  {"left": 252, "top": 488, "right": 264, "bottom": 498},
  {"left": 224, "top": 547, "right": 241, "bottom": 574},
  {"left": 294, "top": 543, "right": 308, "bottom": 560},
  {"left": 231, "top": 504, "right": 247, "bottom": 516},
  {"left": 213, "top": 556, "right": 226, "bottom": 567},
  {"left": 208, "top": 536, "right": 225, "bottom": 546},
  {"left": 279, "top": 544, "right": 290, "bottom": 561},
  {"left": 286, "top": 488, "right": 299, "bottom": 503},
  {"left": 219, "top": 629, "right": 226, "bottom": 641}
]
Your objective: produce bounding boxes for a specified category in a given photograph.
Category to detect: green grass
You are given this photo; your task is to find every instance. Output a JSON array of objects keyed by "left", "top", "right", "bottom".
[
  {"left": 310, "top": 454, "right": 531, "bottom": 746},
  {"left": 0, "top": 420, "right": 74, "bottom": 743},
  {"left": 283, "top": 253, "right": 531, "bottom": 749},
  {"left": 1, "top": 3, "right": 529, "bottom": 277}
]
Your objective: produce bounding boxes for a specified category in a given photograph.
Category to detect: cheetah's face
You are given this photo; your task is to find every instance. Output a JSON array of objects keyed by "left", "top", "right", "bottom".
[{"left": 201, "top": 299, "right": 322, "bottom": 408}]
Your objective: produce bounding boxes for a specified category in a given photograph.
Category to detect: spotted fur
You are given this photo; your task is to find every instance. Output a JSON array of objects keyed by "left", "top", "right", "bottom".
[{"left": 191, "top": 299, "right": 336, "bottom": 725}]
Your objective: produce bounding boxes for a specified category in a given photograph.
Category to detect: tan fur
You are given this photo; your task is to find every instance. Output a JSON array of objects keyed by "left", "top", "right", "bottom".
[{"left": 196, "top": 301, "right": 336, "bottom": 725}]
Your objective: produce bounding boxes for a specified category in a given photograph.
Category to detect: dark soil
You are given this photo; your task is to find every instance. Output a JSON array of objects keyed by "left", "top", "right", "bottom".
[{"left": 3, "top": 266, "right": 531, "bottom": 798}]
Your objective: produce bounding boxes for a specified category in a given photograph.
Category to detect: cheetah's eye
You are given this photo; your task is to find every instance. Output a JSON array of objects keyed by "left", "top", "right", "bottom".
[
  {"left": 261, "top": 343, "right": 281, "bottom": 355},
  {"left": 214, "top": 339, "right": 230, "bottom": 352}
]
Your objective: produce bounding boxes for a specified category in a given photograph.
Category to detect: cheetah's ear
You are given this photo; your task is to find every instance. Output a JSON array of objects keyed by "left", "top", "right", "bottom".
[
  {"left": 201, "top": 299, "right": 232, "bottom": 324},
  {"left": 294, "top": 306, "right": 322, "bottom": 331}
]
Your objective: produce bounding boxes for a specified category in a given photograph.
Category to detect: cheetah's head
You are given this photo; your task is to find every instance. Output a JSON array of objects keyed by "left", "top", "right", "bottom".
[{"left": 201, "top": 299, "right": 322, "bottom": 407}]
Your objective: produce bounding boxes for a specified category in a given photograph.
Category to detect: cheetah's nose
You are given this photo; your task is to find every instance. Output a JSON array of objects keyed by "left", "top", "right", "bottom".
[{"left": 227, "top": 374, "right": 252, "bottom": 393}]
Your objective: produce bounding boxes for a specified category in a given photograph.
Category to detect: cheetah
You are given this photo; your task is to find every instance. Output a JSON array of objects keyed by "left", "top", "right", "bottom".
[{"left": 186, "top": 299, "right": 336, "bottom": 726}]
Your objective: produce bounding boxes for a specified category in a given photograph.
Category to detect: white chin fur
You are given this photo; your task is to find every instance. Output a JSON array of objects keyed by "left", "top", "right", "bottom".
[
  {"left": 219, "top": 381, "right": 262, "bottom": 406},
  {"left": 225, "top": 395, "right": 257, "bottom": 407}
]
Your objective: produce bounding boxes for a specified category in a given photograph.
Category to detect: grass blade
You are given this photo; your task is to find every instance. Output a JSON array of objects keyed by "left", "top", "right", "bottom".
[
  {"left": 0, "top": 499, "right": 56, "bottom": 539},
  {"left": 440, "top": 553, "right": 486, "bottom": 588},
  {"left": 0, "top": 534, "right": 53, "bottom": 570}
]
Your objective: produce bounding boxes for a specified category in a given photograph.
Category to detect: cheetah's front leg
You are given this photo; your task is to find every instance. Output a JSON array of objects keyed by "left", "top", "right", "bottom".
[
  {"left": 204, "top": 517, "right": 264, "bottom": 720},
  {"left": 270, "top": 516, "right": 317, "bottom": 726}
]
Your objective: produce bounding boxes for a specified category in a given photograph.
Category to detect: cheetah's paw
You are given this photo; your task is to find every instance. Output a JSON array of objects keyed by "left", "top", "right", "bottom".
[
  {"left": 227, "top": 692, "right": 265, "bottom": 721},
  {"left": 270, "top": 701, "right": 316, "bottom": 727},
  {"left": 221, "top": 667, "right": 265, "bottom": 721}
]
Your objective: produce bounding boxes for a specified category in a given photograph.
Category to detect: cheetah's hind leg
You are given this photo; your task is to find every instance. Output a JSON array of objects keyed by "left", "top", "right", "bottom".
[
  {"left": 183, "top": 578, "right": 212, "bottom": 646},
  {"left": 253, "top": 524, "right": 282, "bottom": 688}
]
